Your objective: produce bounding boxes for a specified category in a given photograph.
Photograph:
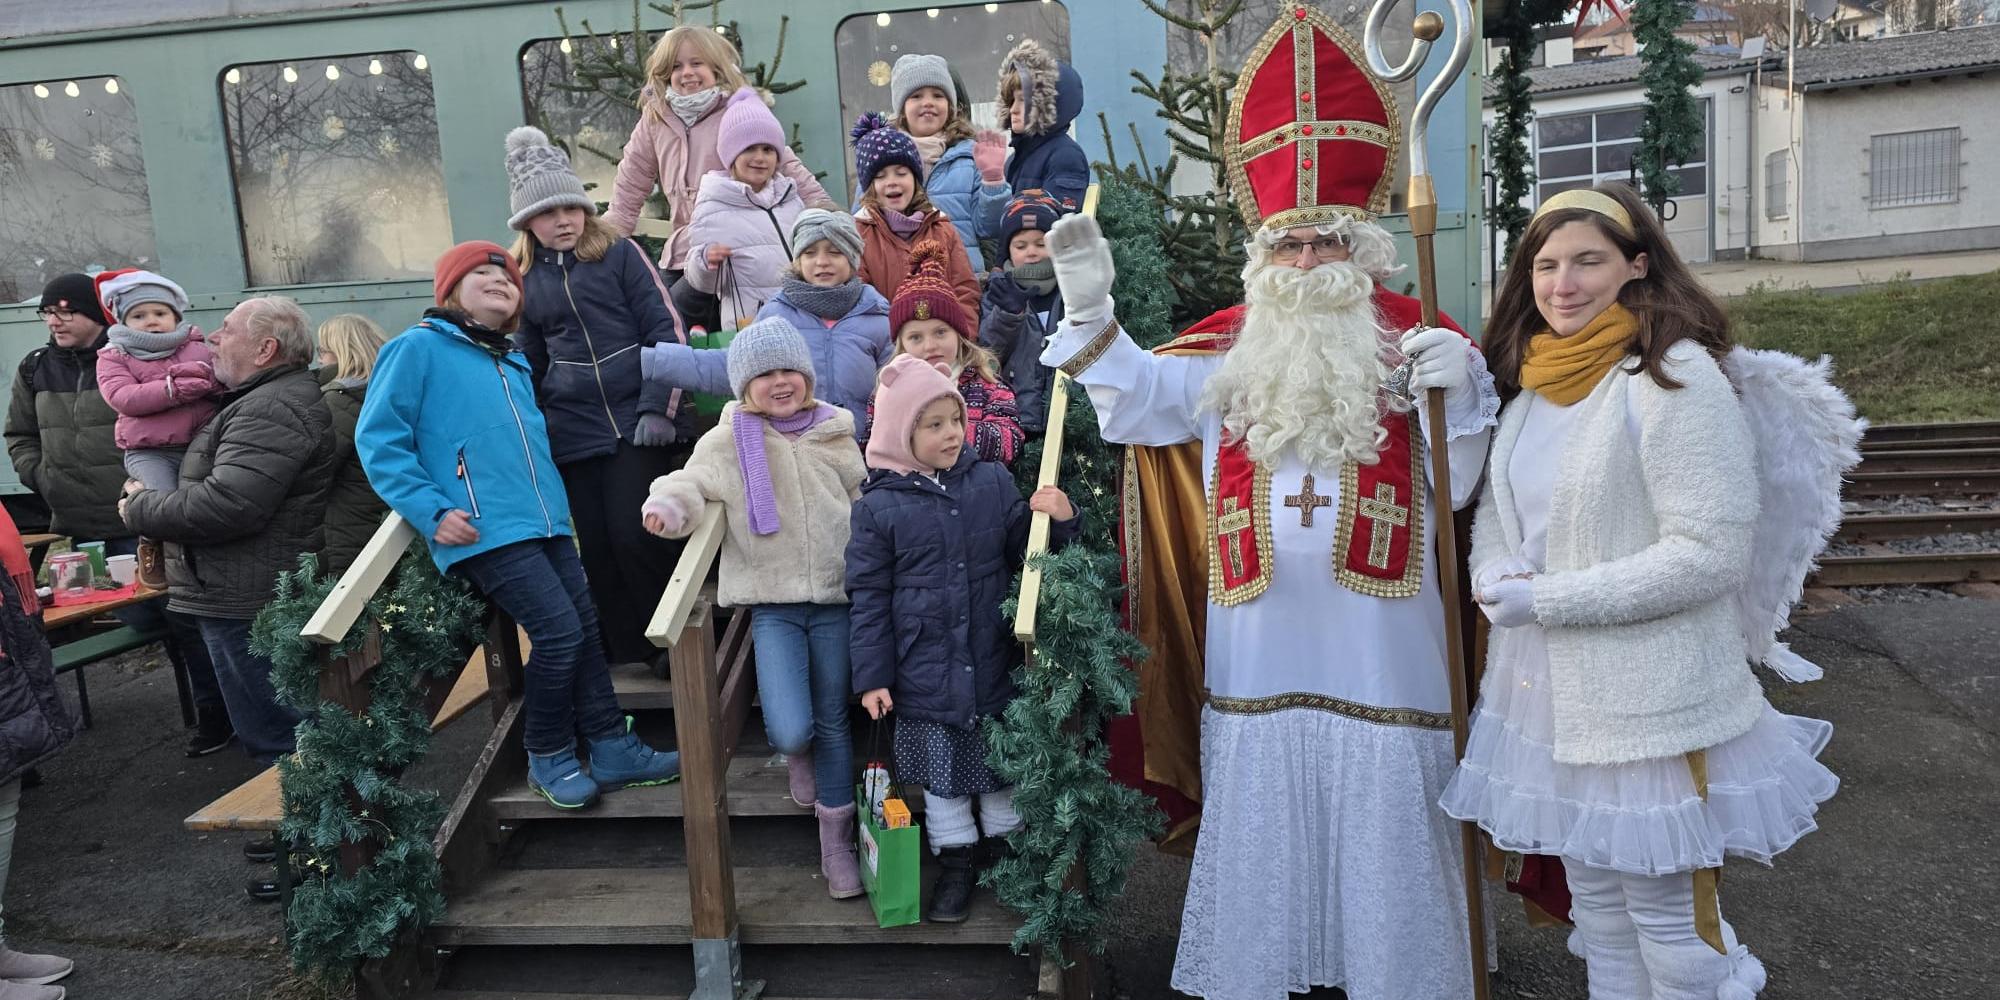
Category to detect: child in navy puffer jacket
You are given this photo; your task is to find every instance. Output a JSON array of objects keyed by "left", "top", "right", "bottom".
[
  {"left": 506, "top": 126, "right": 688, "bottom": 670},
  {"left": 977, "top": 191, "right": 1066, "bottom": 436},
  {"left": 996, "top": 40, "right": 1089, "bottom": 214},
  {"left": 845, "top": 355, "right": 1079, "bottom": 924}
]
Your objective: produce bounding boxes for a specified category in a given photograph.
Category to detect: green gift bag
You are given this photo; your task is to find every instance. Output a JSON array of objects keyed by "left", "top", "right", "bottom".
[
  {"left": 684, "top": 324, "right": 737, "bottom": 421},
  {"left": 854, "top": 723, "right": 923, "bottom": 928}
]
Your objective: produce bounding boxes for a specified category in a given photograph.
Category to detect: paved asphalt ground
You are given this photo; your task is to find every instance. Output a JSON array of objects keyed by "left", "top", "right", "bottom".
[{"left": 9, "top": 595, "right": 1996, "bottom": 999}]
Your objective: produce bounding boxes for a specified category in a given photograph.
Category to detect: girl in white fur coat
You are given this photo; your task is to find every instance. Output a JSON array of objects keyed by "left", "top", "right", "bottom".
[
  {"left": 1440, "top": 184, "right": 1838, "bottom": 1000},
  {"left": 640, "top": 317, "right": 868, "bottom": 901}
]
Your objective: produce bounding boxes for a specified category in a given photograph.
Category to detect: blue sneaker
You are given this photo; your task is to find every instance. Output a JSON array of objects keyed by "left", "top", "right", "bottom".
[
  {"left": 588, "top": 716, "right": 682, "bottom": 789},
  {"left": 528, "top": 744, "right": 600, "bottom": 810}
]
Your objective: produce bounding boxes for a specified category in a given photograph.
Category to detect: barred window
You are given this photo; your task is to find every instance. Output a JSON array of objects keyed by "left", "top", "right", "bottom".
[
  {"left": 1764, "top": 149, "right": 1789, "bottom": 221},
  {"left": 0, "top": 76, "right": 154, "bottom": 304},
  {"left": 1869, "top": 128, "right": 1960, "bottom": 209},
  {"left": 220, "top": 52, "right": 452, "bottom": 286}
]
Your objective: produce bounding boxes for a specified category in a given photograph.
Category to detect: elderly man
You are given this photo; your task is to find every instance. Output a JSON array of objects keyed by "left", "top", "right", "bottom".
[
  {"left": 1040, "top": 10, "right": 1497, "bottom": 1000},
  {"left": 7, "top": 274, "right": 232, "bottom": 757},
  {"left": 120, "top": 296, "right": 335, "bottom": 770}
]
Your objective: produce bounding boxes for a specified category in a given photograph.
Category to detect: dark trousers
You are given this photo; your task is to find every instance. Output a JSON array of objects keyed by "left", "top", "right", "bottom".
[
  {"left": 455, "top": 537, "right": 624, "bottom": 755},
  {"left": 560, "top": 441, "right": 685, "bottom": 665},
  {"left": 194, "top": 616, "right": 304, "bottom": 765},
  {"left": 104, "top": 537, "right": 225, "bottom": 724},
  {"left": 668, "top": 273, "right": 722, "bottom": 334}
]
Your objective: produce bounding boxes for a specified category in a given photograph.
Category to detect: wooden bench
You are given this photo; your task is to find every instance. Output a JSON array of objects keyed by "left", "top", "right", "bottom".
[{"left": 51, "top": 623, "right": 167, "bottom": 728}]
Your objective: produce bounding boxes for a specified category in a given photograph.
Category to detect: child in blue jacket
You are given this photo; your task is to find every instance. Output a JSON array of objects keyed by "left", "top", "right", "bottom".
[
  {"left": 996, "top": 39, "right": 1089, "bottom": 214},
  {"left": 505, "top": 126, "right": 689, "bottom": 670},
  {"left": 845, "top": 355, "right": 1079, "bottom": 924},
  {"left": 356, "top": 241, "right": 681, "bottom": 812},
  {"left": 853, "top": 54, "right": 1013, "bottom": 271},
  {"left": 977, "top": 190, "right": 1066, "bottom": 436}
]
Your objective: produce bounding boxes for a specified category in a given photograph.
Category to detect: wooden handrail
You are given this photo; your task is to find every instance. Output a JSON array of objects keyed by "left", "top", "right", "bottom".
[
  {"left": 301, "top": 513, "right": 419, "bottom": 645},
  {"left": 645, "top": 503, "right": 726, "bottom": 649},
  {"left": 1014, "top": 183, "right": 1100, "bottom": 645}
]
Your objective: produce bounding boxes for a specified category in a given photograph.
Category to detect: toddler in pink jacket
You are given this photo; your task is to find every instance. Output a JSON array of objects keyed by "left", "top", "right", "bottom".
[{"left": 93, "top": 269, "right": 221, "bottom": 492}]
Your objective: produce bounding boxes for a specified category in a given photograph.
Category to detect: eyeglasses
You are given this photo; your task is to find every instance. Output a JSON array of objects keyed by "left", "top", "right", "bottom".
[
  {"left": 1269, "top": 236, "right": 1348, "bottom": 262},
  {"left": 35, "top": 307, "right": 80, "bottom": 321}
]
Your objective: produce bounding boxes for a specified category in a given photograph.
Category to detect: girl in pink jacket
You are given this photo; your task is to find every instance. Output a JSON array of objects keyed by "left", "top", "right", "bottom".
[
  {"left": 609, "top": 25, "right": 833, "bottom": 332},
  {"left": 682, "top": 89, "right": 809, "bottom": 327},
  {"left": 92, "top": 269, "right": 221, "bottom": 492}
]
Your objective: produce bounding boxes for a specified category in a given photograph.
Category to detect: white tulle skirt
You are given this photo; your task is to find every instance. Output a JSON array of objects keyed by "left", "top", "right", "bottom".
[{"left": 1440, "top": 622, "right": 1839, "bottom": 877}]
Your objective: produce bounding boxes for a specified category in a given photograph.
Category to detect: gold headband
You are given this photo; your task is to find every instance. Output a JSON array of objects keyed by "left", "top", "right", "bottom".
[{"left": 1532, "top": 189, "right": 1635, "bottom": 238}]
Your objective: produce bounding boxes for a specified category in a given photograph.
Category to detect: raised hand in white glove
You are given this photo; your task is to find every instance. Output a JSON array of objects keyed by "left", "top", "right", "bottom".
[
  {"left": 1472, "top": 555, "right": 1538, "bottom": 596},
  {"left": 1399, "top": 327, "right": 1475, "bottom": 406},
  {"left": 1476, "top": 576, "right": 1537, "bottom": 629},
  {"left": 1047, "top": 214, "right": 1115, "bottom": 329}
]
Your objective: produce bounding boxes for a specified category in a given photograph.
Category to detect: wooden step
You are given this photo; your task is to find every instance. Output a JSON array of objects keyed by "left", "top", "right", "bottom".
[
  {"left": 432, "top": 866, "right": 1019, "bottom": 947},
  {"left": 609, "top": 661, "right": 674, "bottom": 710},
  {"left": 488, "top": 752, "right": 802, "bottom": 820}
]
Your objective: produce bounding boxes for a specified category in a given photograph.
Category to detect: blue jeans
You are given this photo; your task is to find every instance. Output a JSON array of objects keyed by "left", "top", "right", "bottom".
[
  {"left": 195, "top": 616, "right": 305, "bottom": 765},
  {"left": 749, "top": 603, "right": 854, "bottom": 808},
  {"left": 455, "top": 537, "right": 624, "bottom": 755}
]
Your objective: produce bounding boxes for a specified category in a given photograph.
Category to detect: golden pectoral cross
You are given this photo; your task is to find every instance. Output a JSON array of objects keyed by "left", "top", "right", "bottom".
[
  {"left": 1283, "top": 474, "right": 1332, "bottom": 528},
  {"left": 1217, "top": 497, "right": 1254, "bottom": 578},
  {"left": 1355, "top": 482, "right": 1409, "bottom": 569}
]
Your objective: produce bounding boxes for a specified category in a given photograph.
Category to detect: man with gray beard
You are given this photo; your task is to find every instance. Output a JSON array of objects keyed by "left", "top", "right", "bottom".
[{"left": 1038, "top": 11, "right": 1499, "bottom": 999}]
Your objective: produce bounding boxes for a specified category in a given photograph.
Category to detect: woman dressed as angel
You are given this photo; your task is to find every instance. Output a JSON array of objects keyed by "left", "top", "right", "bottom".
[{"left": 1441, "top": 183, "right": 1846, "bottom": 1000}]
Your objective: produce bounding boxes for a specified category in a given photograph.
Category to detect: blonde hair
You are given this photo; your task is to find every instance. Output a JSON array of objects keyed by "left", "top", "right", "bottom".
[
  {"left": 316, "top": 314, "right": 390, "bottom": 383},
  {"left": 641, "top": 26, "right": 750, "bottom": 120},
  {"left": 894, "top": 320, "right": 999, "bottom": 384},
  {"left": 511, "top": 214, "right": 620, "bottom": 273}
]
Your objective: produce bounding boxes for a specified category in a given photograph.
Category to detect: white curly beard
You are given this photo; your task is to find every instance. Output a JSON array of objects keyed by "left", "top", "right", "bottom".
[{"left": 1198, "top": 259, "right": 1401, "bottom": 470}]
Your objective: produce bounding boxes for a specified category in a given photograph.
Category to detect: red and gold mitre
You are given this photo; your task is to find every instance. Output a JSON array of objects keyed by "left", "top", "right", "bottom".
[{"left": 1224, "top": 3, "right": 1401, "bottom": 232}]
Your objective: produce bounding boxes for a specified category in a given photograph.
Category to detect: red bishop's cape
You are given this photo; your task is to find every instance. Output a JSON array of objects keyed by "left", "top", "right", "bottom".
[{"left": 1108, "top": 284, "right": 1479, "bottom": 855}]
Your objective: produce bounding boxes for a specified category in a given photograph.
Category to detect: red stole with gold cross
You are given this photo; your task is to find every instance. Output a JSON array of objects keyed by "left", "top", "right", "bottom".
[{"left": 1206, "top": 411, "right": 1425, "bottom": 606}]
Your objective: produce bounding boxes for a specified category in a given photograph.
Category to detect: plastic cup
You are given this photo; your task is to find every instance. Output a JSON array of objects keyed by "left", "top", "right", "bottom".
[
  {"left": 77, "top": 541, "right": 107, "bottom": 576},
  {"left": 105, "top": 554, "right": 137, "bottom": 586}
]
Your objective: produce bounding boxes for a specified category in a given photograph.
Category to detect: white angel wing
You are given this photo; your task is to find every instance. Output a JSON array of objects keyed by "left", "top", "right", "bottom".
[{"left": 1721, "top": 346, "right": 1866, "bottom": 682}]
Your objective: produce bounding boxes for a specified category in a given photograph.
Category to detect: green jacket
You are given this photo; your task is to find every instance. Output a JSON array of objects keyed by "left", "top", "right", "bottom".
[
  {"left": 320, "top": 379, "right": 388, "bottom": 577},
  {"left": 4, "top": 337, "right": 129, "bottom": 541}
]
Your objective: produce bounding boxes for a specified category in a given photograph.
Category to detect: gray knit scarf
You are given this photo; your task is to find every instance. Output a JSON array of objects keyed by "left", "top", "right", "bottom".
[
  {"left": 1007, "top": 258, "right": 1058, "bottom": 297},
  {"left": 107, "top": 322, "right": 196, "bottom": 361},
  {"left": 669, "top": 87, "right": 722, "bottom": 126},
  {"left": 782, "top": 277, "right": 866, "bottom": 321}
]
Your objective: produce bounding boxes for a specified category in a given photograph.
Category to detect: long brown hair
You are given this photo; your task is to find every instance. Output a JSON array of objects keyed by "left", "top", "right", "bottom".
[
  {"left": 1485, "top": 183, "right": 1730, "bottom": 398},
  {"left": 859, "top": 181, "right": 936, "bottom": 218}
]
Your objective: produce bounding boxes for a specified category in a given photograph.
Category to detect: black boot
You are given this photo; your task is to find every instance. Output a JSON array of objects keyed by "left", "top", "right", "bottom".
[
  {"left": 243, "top": 834, "right": 278, "bottom": 864},
  {"left": 973, "top": 834, "right": 1015, "bottom": 877},
  {"left": 246, "top": 865, "right": 302, "bottom": 902},
  {"left": 927, "top": 846, "right": 975, "bottom": 923},
  {"left": 185, "top": 708, "right": 235, "bottom": 758}
]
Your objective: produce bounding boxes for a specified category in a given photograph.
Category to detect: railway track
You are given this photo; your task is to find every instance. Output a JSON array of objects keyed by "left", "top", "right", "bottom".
[{"left": 1811, "top": 421, "right": 2000, "bottom": 591}]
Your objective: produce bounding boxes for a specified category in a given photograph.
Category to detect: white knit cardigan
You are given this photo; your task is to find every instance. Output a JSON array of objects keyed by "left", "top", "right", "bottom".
[
  {"left": 1471, "top": 341, "right": 1766, "bottom": 766},
  {"left": 649, "top": 402, "right": 865, "bottom": 609}
]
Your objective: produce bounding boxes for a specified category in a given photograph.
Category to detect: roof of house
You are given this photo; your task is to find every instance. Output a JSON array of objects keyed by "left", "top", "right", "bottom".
[
  {"left": 1573, "top": 3, "right": 1734, "bottom": 43},
  {"left": 1484, "top": 24, "right": 2000, "bottom": 101}
]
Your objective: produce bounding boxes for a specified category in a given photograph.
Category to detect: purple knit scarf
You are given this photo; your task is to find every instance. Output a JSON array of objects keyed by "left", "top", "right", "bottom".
[
  {"left": 881, "top": 206, "right": 927, "bottom": 238},
  {"left": 734, "top": 404, "right": 836, "bottom": 535}
]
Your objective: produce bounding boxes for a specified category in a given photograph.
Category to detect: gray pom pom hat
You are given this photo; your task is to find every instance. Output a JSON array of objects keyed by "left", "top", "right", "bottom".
[{"left": 505, "top": 125, "right": 596, "bottom": 231}]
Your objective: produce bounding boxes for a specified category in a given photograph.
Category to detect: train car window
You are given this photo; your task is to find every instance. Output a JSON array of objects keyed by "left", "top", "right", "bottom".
[
  {"left": 519, "top": 33, "right": 660, "bottom": 219},
  {"left": 0, "top": 76, "right": 154, "bottom": 305},
  {"left": 219, "top": 52, "right": 451, "bottom": 287},
  {"left": 832, "top": 2, "right": 1071, "bottom": 195}
]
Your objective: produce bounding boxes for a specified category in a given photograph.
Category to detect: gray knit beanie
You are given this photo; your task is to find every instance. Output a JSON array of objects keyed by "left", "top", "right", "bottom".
[
  {"left": 788, "top": 209, "right": 864, "bottom": 268},
  {"left": 727, "top": 316, "right": 817, "bottom": 400},
  {"left": 97, "top": 269, "right": 188, "bottom": 323},
  {"left": 505, "top": 126, "right": 596, "bottom": 231},
  {"left": 890, "top": 53, "right": 955, "bottom": 115}
]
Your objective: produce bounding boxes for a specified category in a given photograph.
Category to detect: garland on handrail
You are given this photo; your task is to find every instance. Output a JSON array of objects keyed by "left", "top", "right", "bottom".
[
  {"left": 249, "top": 550, "right": 485, "bottom": 978},
  {"left": 987, "top": 173, "right": 1175, "bottom": 960}
]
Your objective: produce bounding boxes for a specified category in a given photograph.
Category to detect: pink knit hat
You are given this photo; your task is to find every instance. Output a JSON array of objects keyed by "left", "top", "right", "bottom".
[
  {"left": 716, "top": 88, "right": 786, "bottom": 169},
  {"left": 865, "top": 355, "right": 963, "bottom": 475}
]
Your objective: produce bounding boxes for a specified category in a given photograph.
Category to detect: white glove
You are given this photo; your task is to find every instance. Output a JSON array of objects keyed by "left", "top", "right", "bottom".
[
  {"left": 1047, "top": 214, "right": 1115, "bottom": 328},
  {"left": 1472, "top": 555, "right": 1538, "bottom": 596},
  {"left": 640, "top": 493, "right": 688, "bottom": 537},
  {"left": 1476, "top": 576, "right": 1537, "bottom": 629},
  {"left": 1399, "top": 327, "right": 1475, "bottom": 404}
]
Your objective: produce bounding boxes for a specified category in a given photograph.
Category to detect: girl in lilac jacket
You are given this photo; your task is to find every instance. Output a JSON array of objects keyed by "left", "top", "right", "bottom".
[{"left": 91, "top": 269, "right": 221, "bottom": 492}]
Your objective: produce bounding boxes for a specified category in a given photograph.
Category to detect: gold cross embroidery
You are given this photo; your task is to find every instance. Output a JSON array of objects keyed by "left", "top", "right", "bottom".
[
  {"left": 1283, "top": 474, "right": 1332, "bottom": 528},
  {"left": 1217, "top": 497, "right": 1254, "bottom": 579},
  {"left": 1355, "top": 482, "right": 1408, "bottom": 569}
]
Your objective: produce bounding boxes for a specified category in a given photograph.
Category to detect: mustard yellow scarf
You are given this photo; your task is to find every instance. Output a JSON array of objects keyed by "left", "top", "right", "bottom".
[{"left": 1519, "top": 303, "right": 1638, "bottom": 405}]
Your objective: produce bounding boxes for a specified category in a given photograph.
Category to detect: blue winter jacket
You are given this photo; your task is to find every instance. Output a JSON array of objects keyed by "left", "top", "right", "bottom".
[
  {"left": 355, "top": 314, "right": 572, "bottom": 573},
  {"left": 852, "top": 139, "right": 1012, "bottom": 271},
  {"left": 845, "top": 450, "right": 1080, "bottom": 728},
  {"left": 515, "top": 237, "right": 686, "bottom": 465},
  {"left": 641, "top": 282, "right": 896, "bottom": 443},
  {"left": 977, "top": 279, "right": 1062, "bottom": 436},
  {"left": 1004, "top": 61, "right": 1090, "bottom": 214}
]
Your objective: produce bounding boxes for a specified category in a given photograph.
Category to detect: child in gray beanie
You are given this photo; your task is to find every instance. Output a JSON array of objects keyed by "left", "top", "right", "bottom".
[
  {"left": 641, "top": 210, "right": 894, "bottom": 443},
  {"left": 641, "top": 314, "right": 868, "bottom": 901}
]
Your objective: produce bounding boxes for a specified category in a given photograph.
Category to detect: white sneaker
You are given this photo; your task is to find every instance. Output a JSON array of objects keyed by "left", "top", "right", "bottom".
[
  {"left": 0, "top": 981, "right": 64, "bottom": 1000},
  {"left": 0, "top": 946, "right": 71, "bottom": 986}
]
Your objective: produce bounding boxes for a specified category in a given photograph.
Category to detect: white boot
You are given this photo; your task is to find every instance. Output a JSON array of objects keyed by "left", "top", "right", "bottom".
[{"left": 1564, "top": 864, "right": 1652, "bottom": 999}]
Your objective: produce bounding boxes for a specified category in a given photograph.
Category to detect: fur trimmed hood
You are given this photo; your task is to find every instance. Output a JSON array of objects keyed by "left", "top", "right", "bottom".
[{"left": 1000, "top": 39, "right": 1082, "bottom": 138}]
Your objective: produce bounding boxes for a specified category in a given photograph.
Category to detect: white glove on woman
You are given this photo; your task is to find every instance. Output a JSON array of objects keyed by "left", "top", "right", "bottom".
[
  {"left": 1472, "top": 555, "right": 1538, "bottom": 596},
  {"left": 1476, "top": 576, "right": 1538, "bottom": 629},
  {"left": 1399, "top": 327, "right": 1475, "bottom": 406},
  {"left": 1047, "top": 214, "right": 1116, "bottom": 329}
]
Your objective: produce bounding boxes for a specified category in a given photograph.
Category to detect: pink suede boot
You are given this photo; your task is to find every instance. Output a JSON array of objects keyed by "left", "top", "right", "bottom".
[
  {"left": 816, "top": 802, "right": 864, "bottom": 899},
  {"left": 787, "top": 752, "right": 816, "bottom": 808}
]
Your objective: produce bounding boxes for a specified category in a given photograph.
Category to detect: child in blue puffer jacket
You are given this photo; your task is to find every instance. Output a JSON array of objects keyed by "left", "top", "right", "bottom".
[
  {"left": 644, "top": 209, "right": 894, "bottom": 442},
  {"left": 852, "top": 54, "right": 1012, "bottom": 271},
  {"left": 996, "top": 39, "right": 1089, "bottom": 214},
  {"left": 505, "top": 126, "right": 689, "bottom": 670},
  {"left": 358, "top": 241, "right": 682, "bottom": 813},
  {"left": 845, "top": 355, "right": 1079, "bottom": 924}
]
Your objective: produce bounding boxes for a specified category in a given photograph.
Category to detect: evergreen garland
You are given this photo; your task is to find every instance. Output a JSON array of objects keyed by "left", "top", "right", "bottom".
[
  {"left": 249, "top": 551, "right": 486, "bottom": 978},
  {"left": 1633, "top": 0, "right": 1706, "bottom": 211},
  {"left": 1489, "top": 14, "right": 1542, "bottom": 256},
  {"left": 985, "top": 171, "right": 1175, "bottom": 961}
]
